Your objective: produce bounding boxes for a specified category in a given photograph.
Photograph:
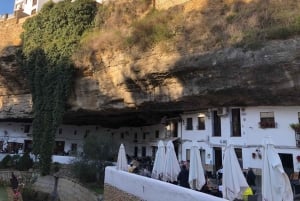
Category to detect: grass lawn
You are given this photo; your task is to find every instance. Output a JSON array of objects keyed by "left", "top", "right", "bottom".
[{"left": 0, "top": 186, "right": 8, "bottom": 201}]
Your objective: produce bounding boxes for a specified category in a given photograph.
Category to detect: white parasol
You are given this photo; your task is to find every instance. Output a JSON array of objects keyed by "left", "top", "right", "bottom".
[
  {"left": 223, "top": 144, "right": 249, "bottom": 200},
  {"left": 163, "top": 140, "right": 181, "bottom": 182},
  {"left": 152, "top": 140, "right": 166, "bottom": 179},
  {"left": 262, "top": 136, "right": 293, "bottom": 201},
  {"left": 116, "top": 144, "right": 128, "bottom": 171},
  {"left": 188, "top": 141, "right": 206, "bottom": 190}
]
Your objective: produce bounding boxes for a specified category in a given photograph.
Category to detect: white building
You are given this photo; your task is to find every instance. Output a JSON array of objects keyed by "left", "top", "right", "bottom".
[
  {"left": 14, "top": 0, "right": 61, "bottom": 16},
  {"left": 179, "top": 106, "right": 300, "bottom": 176},
  {"left": 0, "top": 106, "right": 299, "bottom": 177},
  {"left": 14, "top": 0, "right": 101, "bottom": 16}
]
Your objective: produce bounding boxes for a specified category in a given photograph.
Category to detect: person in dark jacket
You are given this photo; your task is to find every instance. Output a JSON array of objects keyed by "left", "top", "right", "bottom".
[
  {"left": 246, "top": 168, "right": 256, "bottom": 188},
  {"left": 10, "top": 172, "right": 19, "bottom": 191},
  {"left": 177, "top": 164, "right": 190, "bottom": 188}
]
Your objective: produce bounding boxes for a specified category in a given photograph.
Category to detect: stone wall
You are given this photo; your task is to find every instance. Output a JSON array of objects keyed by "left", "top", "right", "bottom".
[
  {"left": 0, "top": 16, "right": 28, "bottom": 50},
  {"left": 0, "top": 170, "right": 33, "bottom": 185},
  {"left": 32, "top": 176, "right": 99, "bottom": 201}
]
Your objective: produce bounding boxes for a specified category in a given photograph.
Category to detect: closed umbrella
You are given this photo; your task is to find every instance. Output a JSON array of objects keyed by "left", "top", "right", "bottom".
[
  {"left": 152, "top": 140, "right": 166, "bottom": 179},
  {"left": 262, "top": 136, "right": 293, "bottom": 201},
  {"left": 163, "top": 140, "right": 181, "bottom": 182},
  {"left": 223, "top": 144, "right": 249, "bottom": 200},
  {"left": 116, "top": 144, "right": 128, "bottom": 171},
  {"left": 188, "top": 141, "right": 206, "bottom": 190}
]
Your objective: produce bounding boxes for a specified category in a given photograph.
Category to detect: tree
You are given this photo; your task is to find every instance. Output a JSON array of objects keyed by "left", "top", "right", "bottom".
[{"left": 19, "top": 0, "right": 97, "bottom": 175}]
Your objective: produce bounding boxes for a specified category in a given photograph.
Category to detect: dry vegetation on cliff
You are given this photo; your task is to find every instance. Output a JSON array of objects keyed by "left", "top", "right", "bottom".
[{"left": 74, "top": 0, "right": 300, "bottom": 64}]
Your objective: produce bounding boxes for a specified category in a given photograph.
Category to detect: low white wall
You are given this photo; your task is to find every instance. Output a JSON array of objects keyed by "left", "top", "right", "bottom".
[
  {"left": 105, "top": 166, "right": 228, "bottom": 201},
  {"left": 52, "top": 155, "right": 76, "bottom": 164}
]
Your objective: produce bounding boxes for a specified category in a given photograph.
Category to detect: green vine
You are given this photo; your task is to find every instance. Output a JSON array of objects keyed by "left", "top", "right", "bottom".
[{"left": 18, "top": 0, "right": 97, "bottom": 175}]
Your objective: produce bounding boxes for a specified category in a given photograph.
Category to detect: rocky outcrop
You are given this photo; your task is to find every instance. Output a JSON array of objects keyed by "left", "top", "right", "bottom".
[{"left": 1, "top": 37, "right": 300, "bottom": 127}]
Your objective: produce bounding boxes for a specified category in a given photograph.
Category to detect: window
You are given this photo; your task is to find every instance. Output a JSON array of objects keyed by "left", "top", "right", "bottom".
[
  {"left": 120, "top": 132, "right": 124, "bottom": 139},
  {"left": 186, "top": 149, "right": 190, "bottom": 161},
  {"left": 197, "top": 115, "right": 205, "bottom": 130},
  {"left": 24, "top": 125, "right": 30, "bottom": 133},
  {"left": 260, "top": 112, "right": 276, "bottom": 128},
  {"left": 143, "top": 132, "right": 146, "bottom": 140},
  {"left": 213, "top": 111, "right": 221, "bottom": 136},
  {"left": 155, "top": 130, "right": 159, "bottom": 138},
  {"left": 134, "top": 146, "right": 138, "bottom": 157},
  {"left": 74, "top": 130, "right": 77, "bottom": 135},
  {"left": 58, "top": 128, "right": 62, "bottom": 135},
  {"left": 152, "top": 146, "right": 157, "bottom": 158},
  {"left": 186, "top": 118, "right": 193, "bottom": 130},
  {"left": 142, "top": 147, "right": 146, "bottom": 157},
  {"left": 134, "top": 133, "right": 138, "bottom": 142},
  {"left": 298, "top": 112, "right": 300, "bottom": 123},
  {"left": 32, "top": 0, "right": 37, "bottom": 6}
]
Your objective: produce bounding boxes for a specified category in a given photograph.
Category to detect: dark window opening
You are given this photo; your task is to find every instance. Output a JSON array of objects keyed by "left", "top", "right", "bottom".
[
  {"left": 231, "top": 108, "right": 241, "bottom": 137},
  {"left": 197, "top": 116, "right": 205, "bottom": 130},
  {"left": 142, "top": 146, "right": 146, "bottom": 157},
  {"left": 155, "top": 130, "right": 159, "bottom": 138},
  {"left": 186, "top": 118, "right": 193, "bottom": 130},
  {"left": 213, "top": 111, "right": 221, "bottom": 136},
  {"left": 134, "top": 146, "right": 138, "bottom": 157},
  {"left": 24, "top": 125, "right": 30, "bottom": 133}
]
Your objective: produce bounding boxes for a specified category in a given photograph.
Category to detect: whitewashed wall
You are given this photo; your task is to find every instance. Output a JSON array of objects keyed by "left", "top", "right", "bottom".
[
  {"left": 105, "top": 166, "right": 227, "bottom": 201},
  {"left": 179, "top": 106, "right": 300, "bottom": 172}
]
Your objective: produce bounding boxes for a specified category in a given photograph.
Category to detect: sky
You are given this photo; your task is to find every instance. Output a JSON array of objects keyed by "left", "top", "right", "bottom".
[{"left": 0, "top": 0, "right": 14, "bottom": 15}]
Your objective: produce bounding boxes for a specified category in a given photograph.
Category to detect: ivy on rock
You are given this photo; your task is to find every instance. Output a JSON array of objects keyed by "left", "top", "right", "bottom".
[{"left": 18, "top": 0, "right": 97, "bottom": 175}]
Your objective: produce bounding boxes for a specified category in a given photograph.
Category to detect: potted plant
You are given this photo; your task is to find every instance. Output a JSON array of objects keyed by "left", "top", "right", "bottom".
[{"left": 290, "top": 123, "right": 300, "bottom": 133}]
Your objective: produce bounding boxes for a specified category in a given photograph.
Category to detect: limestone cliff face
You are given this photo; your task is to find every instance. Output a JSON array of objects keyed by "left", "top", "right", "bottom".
[
  {"left": 0, "top": 47, "right": 32, "bottom": 120},
  {"left": 1, "top": 38, "right": 300, "bottom": 126},
  {"left": 68, "top": 38, "right": 300, "bottom": 126}
]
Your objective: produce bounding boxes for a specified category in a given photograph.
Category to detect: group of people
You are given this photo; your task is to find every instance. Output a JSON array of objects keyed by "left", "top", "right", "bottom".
[
  {"left": 177, "top": 163, "right": 257, "bottom": 200},
  {"left": 176, "top": 161, "right": 223, "bottom": 197}
]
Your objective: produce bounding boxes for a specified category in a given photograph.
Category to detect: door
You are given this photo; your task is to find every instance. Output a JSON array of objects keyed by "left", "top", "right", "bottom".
[
  {"left": 279, "top": 153, "right": 294, "bottom": 176},
  {"left": 54, "top": 141, "right": 65, "bottom": 155},
  {"left": 214, "top": 147, "right": 222, "bottom": 173},
  {"left": 213, "top": 111, "right": 221, "bottom": 136},
  {"left": 231, "top": 108, "right": 241, "bottom": 137}
]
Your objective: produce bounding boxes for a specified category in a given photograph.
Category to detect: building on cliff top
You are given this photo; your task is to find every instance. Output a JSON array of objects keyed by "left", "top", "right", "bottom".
[{"left": 13, "top": 0, "right": 102, "bottom": 16}]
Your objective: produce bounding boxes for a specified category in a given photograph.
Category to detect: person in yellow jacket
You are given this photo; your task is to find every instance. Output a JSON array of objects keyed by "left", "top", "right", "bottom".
[{"left": 243, "top": 187, "right": 254, "bottom": 201}]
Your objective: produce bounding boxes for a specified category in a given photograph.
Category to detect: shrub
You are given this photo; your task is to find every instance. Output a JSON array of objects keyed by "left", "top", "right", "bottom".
[
  {"left": 71, "top": 160, "right": 98, "bottom": 183},
  {"left": 71, "top": 133, "right": 117, "bottom": 185},
  {"left": 127, "top": 9, "right": 175, "bottom": 50},
  {"left": 0, "top": 155, "right": 12, "bottom": 168},
  {"left": 16, "top": 153, "right": 34, "bottom": 171}
]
